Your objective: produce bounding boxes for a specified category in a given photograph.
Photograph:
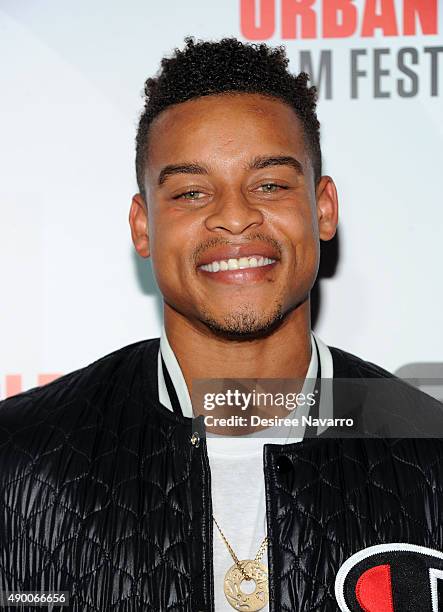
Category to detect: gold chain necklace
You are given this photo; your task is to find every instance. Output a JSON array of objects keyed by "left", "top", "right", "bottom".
[{"left": 213, "top": 516, "right": 269, "bottom": 611}]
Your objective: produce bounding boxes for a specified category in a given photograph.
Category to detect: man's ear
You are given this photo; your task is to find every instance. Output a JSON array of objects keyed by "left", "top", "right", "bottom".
[
  {"left": 315, "top": 176, "right": 339, "bottom": 241},
  {"left": 129, "top": 193, "right": 150, "bottom": 258}
]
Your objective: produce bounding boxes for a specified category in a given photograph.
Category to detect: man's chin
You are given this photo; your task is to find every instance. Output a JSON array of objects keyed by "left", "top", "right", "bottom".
[{"left": 199, "top": 305, "right": 285, "bottom": 341}]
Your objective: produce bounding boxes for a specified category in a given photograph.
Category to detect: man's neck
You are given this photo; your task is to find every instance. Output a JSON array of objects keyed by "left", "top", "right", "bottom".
[{"left": 163, "top": 300, "right": 312, "bottom": 393}]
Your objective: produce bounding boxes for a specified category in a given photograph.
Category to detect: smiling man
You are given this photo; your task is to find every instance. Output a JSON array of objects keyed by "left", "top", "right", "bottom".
[
  {"left": 130, "top": 83, "right": 337, "bottom": 393},
  {"left": 1, "top": 38, "right": 443, "bottom": 612}
]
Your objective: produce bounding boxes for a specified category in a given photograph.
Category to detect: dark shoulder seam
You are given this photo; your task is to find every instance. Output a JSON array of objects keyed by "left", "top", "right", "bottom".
[
  {"left": 0, "top": 337, "right": 160, "bottom": 405},
  {"left": 329, "top": 345, "right": 394, "bottom": 379}
]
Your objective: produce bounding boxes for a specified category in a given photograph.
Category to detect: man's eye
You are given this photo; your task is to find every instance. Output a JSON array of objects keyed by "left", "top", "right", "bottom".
[
  {"left": 258, "top": 183, "right": 286, "bottom": 193},
  {"left": 174, "top": 190, "right": 204, "bottom": 200}
]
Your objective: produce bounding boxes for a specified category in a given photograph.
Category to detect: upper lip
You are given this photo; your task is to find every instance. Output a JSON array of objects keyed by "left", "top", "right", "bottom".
[{"left": 196, "top": 243, "right": 281, "bottom": 267}]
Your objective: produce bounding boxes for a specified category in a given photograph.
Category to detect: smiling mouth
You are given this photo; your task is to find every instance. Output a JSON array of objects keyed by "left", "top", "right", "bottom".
[{"left": 198, "top": 255, "right": 277, "bottom": 273}]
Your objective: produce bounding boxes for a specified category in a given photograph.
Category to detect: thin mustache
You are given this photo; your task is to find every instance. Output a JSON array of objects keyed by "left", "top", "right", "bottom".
[{"left": 192, "top": 233, "right": 283, "bottom": 265}]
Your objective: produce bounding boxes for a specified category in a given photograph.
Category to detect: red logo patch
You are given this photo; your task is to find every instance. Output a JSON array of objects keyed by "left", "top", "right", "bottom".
[{"left": 335, "top": 544, "right": 443, "bottom": 611}]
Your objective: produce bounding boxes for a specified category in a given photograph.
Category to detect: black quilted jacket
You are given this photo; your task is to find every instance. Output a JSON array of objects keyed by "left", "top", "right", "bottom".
[{"left": 1, "top": 338, "right": 443, "bottom": 611}]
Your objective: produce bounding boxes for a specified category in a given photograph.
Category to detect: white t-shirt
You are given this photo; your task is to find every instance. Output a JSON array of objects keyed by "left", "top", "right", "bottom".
[{"left": 157, "top": 328, "right": 333, "bottom": 611}]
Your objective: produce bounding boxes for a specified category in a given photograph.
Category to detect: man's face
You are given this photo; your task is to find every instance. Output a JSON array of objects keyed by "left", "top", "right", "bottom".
[{"left": 130, "top": 93, "right": 337, "bottom": 339}]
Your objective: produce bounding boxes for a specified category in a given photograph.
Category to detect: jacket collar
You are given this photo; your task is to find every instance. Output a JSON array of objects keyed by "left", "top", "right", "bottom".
[
  {"left": 157, "top": 327, "right": 341, "bottom": 439},
  {"left": 141, "top": 333, "right": 382, "bottom": 445}
]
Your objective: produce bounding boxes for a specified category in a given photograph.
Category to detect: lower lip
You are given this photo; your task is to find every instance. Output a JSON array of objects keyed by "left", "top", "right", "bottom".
[{"left": 197, "top": 261, "right": 278, "bottom": 284}]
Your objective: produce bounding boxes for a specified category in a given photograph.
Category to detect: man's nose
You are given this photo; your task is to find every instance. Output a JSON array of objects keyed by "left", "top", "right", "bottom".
[{"left": 204, "top": 190, "right": 264, "bottom": 235}]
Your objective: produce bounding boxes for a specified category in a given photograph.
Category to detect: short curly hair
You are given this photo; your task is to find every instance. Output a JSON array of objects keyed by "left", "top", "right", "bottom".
[{"left": 135, "top": 37, "right": 321, "bottom": 197}]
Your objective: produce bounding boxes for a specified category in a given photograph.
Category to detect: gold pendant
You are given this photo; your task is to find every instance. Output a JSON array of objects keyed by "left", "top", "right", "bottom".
[{"left": 224, "top": 560, "right": 269, "bottom": 611}]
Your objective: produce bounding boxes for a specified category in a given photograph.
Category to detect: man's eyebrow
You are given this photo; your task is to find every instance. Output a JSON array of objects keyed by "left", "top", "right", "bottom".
[
  {"left": 249, "top": 155, "right": 304, "bottom": 175},
  {"left": 157, "top": 156, "right": 303, "bottom": 185},
  {"left": 158, "top": 163, "right": 209, "bottom": 185}
]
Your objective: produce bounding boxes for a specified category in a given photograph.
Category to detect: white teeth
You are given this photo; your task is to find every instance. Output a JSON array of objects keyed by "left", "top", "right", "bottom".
[{"left": 199, "top": 255, "right": 277, "bottom": 273}]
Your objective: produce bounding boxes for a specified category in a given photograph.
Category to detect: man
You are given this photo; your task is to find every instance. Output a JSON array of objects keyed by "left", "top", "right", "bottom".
[{"left": 1, "top": 37, "right": 442, "bottom": 612}]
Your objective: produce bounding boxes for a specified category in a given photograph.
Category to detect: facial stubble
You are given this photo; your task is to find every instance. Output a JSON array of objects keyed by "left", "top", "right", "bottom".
[{"left": 199, "top": 299, "right": 285, "bottom": 341}]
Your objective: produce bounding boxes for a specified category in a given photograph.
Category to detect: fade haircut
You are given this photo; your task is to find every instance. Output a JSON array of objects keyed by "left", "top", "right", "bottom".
[{"left": 135, "top": 37, "right": 321, "bottom": 197}]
